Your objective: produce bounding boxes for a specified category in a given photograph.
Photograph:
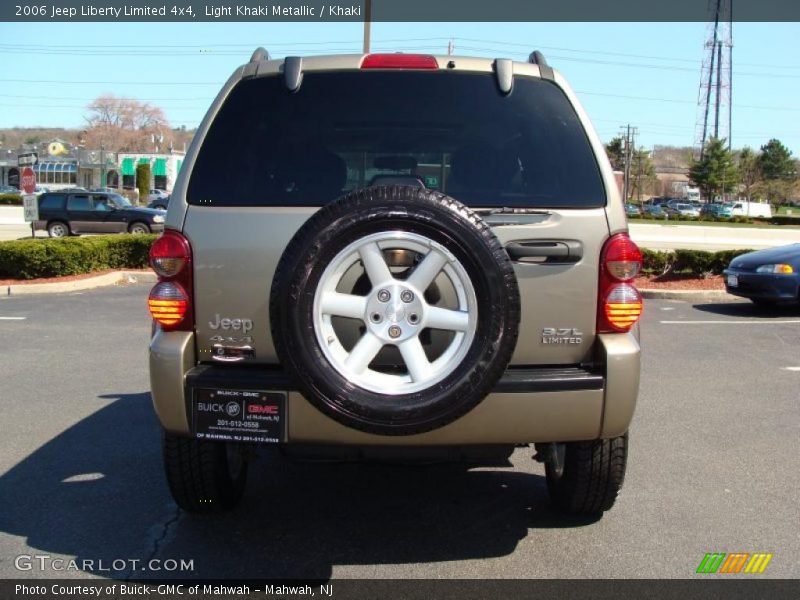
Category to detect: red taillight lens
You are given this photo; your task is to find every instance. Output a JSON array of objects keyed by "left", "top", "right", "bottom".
[
  {"left": 603, "top": 233, "right": 642, "bottom": 281},
  {"left": 148, "top": 230, "right": 193, "bottom": 331},
  {"left": 150, "top": 230, "right": 191, "bottom": 277},
  {"left": 148, "top": 282, "right": 189, "bottom": 326},
  {"left": 598, "top": 233, "right": 643, "bottom": 333},
  {"left": 361, "top": 54, "right": 438, "bottom": 69}
]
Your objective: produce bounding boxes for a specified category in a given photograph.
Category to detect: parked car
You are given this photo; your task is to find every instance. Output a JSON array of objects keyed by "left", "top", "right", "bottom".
[
  {"left": 148, "top": 50, "right": 643, "bottom": 516},
  {"left": 700, "top": 203, "right": 733, "bottom": 218},
  {"left": 148, "top": 189, "right": 170, "bottom": 203},
  {"left": 731, "top": 201, "right": 772, "bottom": 218},
  {"left": 724, "top": 244, "right": 800, "bottom": 306},
  {"left": 34, "top": 191, "right": 165, "bottom": 237},
  {"left": 148, "top": 194, "right": 170, "bottom": 211},
  {"left": 665, "top": 203, "right": 699, "bottom": 217},
  {"left": 0, "top": 185, "right": 20, "bottom": 194},
  {"left": 643, "top": 204, "right": 667, "bottom": 217},
  {"left": 625, "top": 203, "right": 641, "bottom": 217}
]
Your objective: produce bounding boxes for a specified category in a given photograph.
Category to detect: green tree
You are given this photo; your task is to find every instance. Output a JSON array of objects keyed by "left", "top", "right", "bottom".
[
  {"left": 629, "top": 148, "right": 657, "bottom": 202},
  {"left": 604, "top": 137, "right": 625, "bottom": 171},
  {"left": 757, "top": 138, "right": 796, "bottom": 205},
  {"left": 737, "top": 147, "right": 761, "bottom": 201},
  {"left": 136, "top": 162, "right": 151, "bottom": 205},
  {"left": 689, "top": 138, "right": 739, "bottom": 201}
]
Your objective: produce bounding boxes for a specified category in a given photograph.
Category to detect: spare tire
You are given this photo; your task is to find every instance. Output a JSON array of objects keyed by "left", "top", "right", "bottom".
[{"left": 270, "top": 186, "right": 520, "bottom": 435}]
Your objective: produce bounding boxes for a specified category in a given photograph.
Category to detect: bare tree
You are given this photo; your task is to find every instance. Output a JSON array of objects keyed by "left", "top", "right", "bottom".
[{"left": 83, "top": 95, "right": 172, "bottom": 152}]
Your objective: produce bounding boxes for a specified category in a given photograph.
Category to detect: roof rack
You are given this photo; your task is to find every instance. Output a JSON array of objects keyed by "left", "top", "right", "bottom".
[
  {"left": 249, "top": 47, "right": 270, "bottom": 62},
  {"left": 528, "top": 50, "right": 554, "bottom": 81}
]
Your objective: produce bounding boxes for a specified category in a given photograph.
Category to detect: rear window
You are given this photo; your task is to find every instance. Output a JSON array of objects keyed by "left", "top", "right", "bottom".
[
  {"left": 39, "top": 194, "right": 65, "bottom": 210},
  {"left": 188, "top": 71, "right": 605, "bottom": 209}
]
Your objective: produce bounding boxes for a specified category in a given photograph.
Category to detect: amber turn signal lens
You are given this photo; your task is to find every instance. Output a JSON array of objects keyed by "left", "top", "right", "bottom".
[
  {"left": 603, "top": 284, "right": 643, "bottom": 331},
  {"left": 148, "top": 282, "right": 188, "bottom": 326}
]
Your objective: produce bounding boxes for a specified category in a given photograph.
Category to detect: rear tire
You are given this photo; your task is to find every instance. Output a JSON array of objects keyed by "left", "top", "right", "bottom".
[
  {"left": 162, "top": 432, "right": 248, "bottom": 513},
  {"left": 47, "top": 221, "right": 70, "bottom": 238},
  {"left": 545, "top": 433, "right": 628, "bottom": 515},
  {"left": 129, "top": 222, "right": 150, "bottom": 234}
]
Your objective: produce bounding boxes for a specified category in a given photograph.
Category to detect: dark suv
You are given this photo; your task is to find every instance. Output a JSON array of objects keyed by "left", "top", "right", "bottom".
[{"left": 35, "top": 191, "right": 165, "bottom": 237}]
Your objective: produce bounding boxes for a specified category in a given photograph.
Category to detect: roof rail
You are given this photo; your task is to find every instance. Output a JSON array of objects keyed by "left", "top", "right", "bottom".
[
  {"left": 250, "top": 47, "right": 270, "bottom": 62},
  {"left": 528, "top": 50, "right": 554, "bottom": 81}
]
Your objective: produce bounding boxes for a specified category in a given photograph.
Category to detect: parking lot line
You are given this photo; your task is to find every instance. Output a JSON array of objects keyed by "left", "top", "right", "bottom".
[
  {"left": 660, "top": 319, "right": 800, "bottom": 325},
  {"left": 0, "top": 317, "right": 26, "bottom": 320}
]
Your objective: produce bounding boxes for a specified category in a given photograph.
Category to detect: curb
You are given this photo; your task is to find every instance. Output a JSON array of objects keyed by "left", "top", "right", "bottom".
[
  {"left": 639, "top": 288, "right": 736, "bottom": 302},
  {"left": 6, "top": 270, "right": 157, "bottom": 296}
]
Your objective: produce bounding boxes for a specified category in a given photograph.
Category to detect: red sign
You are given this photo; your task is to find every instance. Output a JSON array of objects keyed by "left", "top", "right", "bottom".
[{"left": 21, "top": 166, "right": 36, "bottom": 195}]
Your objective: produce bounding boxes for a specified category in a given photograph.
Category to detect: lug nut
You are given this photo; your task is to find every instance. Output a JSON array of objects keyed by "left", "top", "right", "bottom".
[
  {"left": 408, "top": 313, "right": 419, "bottom": 324},
  {"left": 388, "top": 325, "right": 402, "bottom": 339},
  {"left": 377, "top": 289, "right": 391, "bottom": 302},
  {"left": 400, "top": 290, "right": 414, "bottom": 303},
  {"left": 370, "top": 312, "right": 382, "bottom": 323}
]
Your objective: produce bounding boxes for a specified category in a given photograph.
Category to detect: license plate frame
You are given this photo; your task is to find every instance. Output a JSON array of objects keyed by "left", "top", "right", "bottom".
[
  {"left": 192, "top": 388, "right": 285, "bottom": 443},
  {"left": 727, "top": 274, "right": 738, "bottom": 287}
]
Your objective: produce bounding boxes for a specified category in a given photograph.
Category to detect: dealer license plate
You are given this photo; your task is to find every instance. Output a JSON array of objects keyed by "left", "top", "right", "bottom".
[
  {"left": 727, "top": 274, "right": 738, "bottom": 287},
  {"left": 193, "top": 389, "right": 285, "bottom": 443}
]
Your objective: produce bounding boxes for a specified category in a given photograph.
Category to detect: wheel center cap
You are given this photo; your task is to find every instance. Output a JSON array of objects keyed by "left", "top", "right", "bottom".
[{"left": 385, "top": 303, "right": 405, "bottom": 323}]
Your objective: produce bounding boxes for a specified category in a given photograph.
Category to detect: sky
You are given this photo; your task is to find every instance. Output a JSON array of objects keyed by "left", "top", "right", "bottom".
[{"left": 1, "top": 21, "right": 799, "bottom": 154}]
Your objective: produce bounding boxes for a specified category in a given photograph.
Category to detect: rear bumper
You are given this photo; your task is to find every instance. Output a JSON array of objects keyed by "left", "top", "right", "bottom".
[
  {"left": 150, "top": 331, "right": 639, "bottom": 444},
  {"left": 724, "top": 270, "right": 799, "bottom": 302}
]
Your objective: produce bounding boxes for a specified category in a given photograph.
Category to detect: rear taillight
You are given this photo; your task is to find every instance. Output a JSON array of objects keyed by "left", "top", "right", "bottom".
[
  {"left": 361, "top": 54, "right": 439, "bottom": 69},
  {"left": 148, "top": 230, "right": 193, "bottom": 331},
  {"left": 598, "top": 233, "right": 643, "bottom": 333}
]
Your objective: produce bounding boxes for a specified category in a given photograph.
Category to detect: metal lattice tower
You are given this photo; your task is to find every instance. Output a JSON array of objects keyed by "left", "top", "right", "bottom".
[{"left": 694, "top": 0, "right": 733, "bottom": 158}]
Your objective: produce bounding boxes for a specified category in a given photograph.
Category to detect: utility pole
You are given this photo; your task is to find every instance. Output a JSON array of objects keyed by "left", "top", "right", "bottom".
[
  {"left": 447, "top": 39, "right": 454, "bottom": 55},
  {"left": 620, "top": 124, "right": 637, "bottom": 203},
  {"left": 362, "top": 0, "right": 372, "bottom": 54}
]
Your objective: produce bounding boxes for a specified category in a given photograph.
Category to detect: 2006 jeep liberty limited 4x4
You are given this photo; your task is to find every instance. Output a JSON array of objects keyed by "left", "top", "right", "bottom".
[{"left": 148, "top": 49, "right": 642, "bottom": 516}]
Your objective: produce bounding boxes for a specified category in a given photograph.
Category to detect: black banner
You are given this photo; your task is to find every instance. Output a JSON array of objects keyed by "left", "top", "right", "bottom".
[
  {"left": 3, "top": 0, "right": 800, "bottom": 23},
  {"left": 3, "top": 579, "right": 799, "bottom": 600}
]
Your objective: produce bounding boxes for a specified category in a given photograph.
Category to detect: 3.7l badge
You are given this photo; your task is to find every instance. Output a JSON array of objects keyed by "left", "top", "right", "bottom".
[{"left": 542, "top": 327, "right": 583, "bottom": 345}]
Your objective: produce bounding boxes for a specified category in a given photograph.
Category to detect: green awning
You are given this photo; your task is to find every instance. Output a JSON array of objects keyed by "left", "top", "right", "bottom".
[
  {"left": 138, "top": 157, "right": 150, "bottom": 166},
  {"left": 120, "top": 158, "right": 135, "bottom": 176},
  {"left": 177, "top": 159, "right": 183, "bottom": 173},
  {"left": 153, "top": 158, "right": 167, "bottom": 176}
]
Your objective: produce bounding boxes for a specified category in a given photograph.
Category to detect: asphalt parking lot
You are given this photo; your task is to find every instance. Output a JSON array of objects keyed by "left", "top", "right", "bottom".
[{"left": 0, "top": 284, "right": 798, "bottom": 580}]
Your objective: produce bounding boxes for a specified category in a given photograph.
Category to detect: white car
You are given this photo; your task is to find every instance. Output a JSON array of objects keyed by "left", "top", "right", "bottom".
[{"left": 148, "top": 189, "right": 170, "bottom": 203}]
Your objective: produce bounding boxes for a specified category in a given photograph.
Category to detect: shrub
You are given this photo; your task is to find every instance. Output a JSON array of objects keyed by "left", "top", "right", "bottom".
[
  {"left": 640, "top": 248, "right": 756, "bottom": 277},
  {"left": 641, "top": 249, "right": 674, "bottom": 274},
  {"left": 0, "top": 193, "right": 22, "bottom": 205},
  {"left": 0, "top": 234, "right": 156, "bottom": 280}
]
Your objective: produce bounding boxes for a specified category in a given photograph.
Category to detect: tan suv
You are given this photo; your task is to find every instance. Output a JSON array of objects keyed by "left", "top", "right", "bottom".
[{"left": 148, "top": 50, "right": 642, "bottom": 515}]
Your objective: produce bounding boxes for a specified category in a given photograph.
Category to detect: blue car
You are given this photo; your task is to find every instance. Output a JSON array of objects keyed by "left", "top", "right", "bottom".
[
  {"left": 644, "top": 204, "right": 667, "bottom": 217},
  {"left": 724, "top": 244, "right": 800, "bottom": 305},
  {"left": 625, "top": 203, "right": 641, "bottom": 217}
]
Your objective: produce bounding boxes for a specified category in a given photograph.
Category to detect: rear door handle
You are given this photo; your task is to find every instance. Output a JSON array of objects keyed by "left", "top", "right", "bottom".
[{"left": 505, "top": 240, "right": 583, "bottom": 263}]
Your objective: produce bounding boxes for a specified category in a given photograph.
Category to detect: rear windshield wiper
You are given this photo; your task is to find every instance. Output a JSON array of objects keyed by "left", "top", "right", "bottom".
[{"left": 474, "top": 207, "right": 552, "bottom": 216}]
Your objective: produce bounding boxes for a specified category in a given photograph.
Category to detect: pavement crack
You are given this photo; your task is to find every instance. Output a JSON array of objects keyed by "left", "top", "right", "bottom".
[{"left": 124, "top": 505, "right": 182, "bottom": 581}]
